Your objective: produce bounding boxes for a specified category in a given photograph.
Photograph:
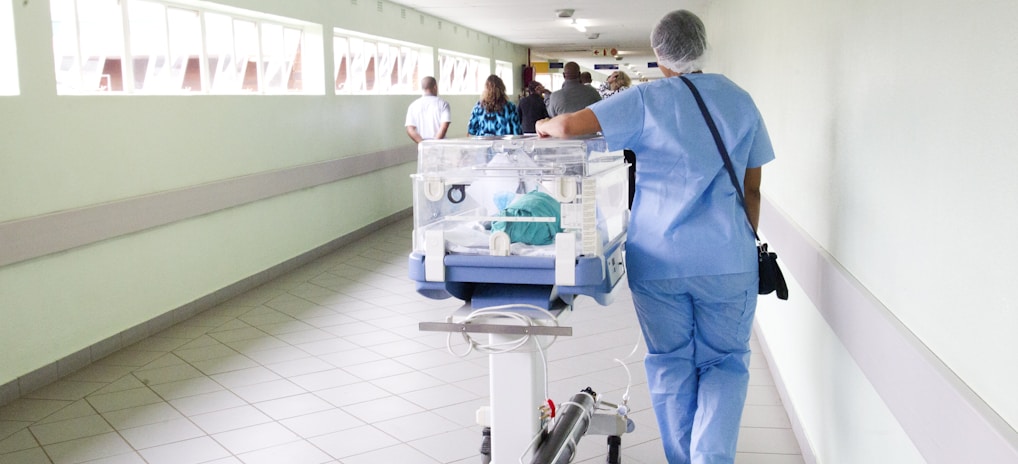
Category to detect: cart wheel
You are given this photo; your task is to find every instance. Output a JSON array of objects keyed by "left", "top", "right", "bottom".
[
  {"left": 480, "top": 427, "right": 492, "bottom": 464},
  {"left": 606, "top": 435, "right": 622, "bottom": 464}
]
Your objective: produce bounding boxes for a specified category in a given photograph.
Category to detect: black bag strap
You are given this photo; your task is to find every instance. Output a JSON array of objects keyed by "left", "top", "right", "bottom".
[{"left": 679, "top": 75, "right": 760, "bottom": 243}]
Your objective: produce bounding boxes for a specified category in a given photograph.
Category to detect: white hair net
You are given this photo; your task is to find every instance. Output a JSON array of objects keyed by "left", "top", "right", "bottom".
[{"left": 651, "top": 10, "right": 707, "bottom": 74}]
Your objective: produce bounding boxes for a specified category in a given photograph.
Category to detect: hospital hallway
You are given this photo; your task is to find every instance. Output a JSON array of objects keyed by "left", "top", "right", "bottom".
[{"left": 0, "top": 217, "right": 802, "bottom": 464}]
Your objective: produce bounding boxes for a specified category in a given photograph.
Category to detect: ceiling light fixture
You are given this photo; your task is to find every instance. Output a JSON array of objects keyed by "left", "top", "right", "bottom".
[
  {"left": 555, "top": 9, "right": 574, "bottom": 18},
  {"left": 570, "top": 18, "right": 586, "bottom": 33},
  {"left": 587, "top": 32, "right": 600, "bottom": 40}
]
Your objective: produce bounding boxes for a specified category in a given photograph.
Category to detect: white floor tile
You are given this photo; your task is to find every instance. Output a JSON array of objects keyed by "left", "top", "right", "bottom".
[
  {"left": 741, "top": 404, "right": 793, "bottom": 429},
  {"left": 317, "top": 347, "right": 386, "bottom": 368},
  {"left": 212, "top": 422, "right": 300, "bottom": 455},
  {"left": 341, "top": 396, "right": 425, "bottom": 423},
  {"left": 34, "top": 400, "right": 95, "bottom": 425},
  {"left": 0, "top": 446, "right": 52, "bottom": 464},
  {"left": 168, "top": 389, "right": 246, "bottom": 417},
  {"left": 408, "top": 428, "right": 483, "bottom": 463},
  {"left": 86, "top": 377, "right": 147, "bottom": 398},
  {"left": 148, "top": 376, "right": 224, "bottom": 401},
  {"left": 293, "top": 337, "right": 359, "bottom": 356},
  {"left": 307, "top": 424, "right": 399, "bottom": 459},
  {"left": 0, "top": 399, "right": 73, "bottom": 423},
  {"left": 43, "top": 432, "right": 133, "bottom": 464},
  {"left": 189, "top": 355, "right": 261, "bottom": 377},
  {"left": 264, "top": 357, "right": 336, "bottom": 378},
  {"left": 373, "top": 411, "right": 462, "bottom": 442},
  {"left": 287, "top": 369, "right": 361, "bottom": 392},
  {"left": 132, "top": 363, "right": 206, "bottom": 387},
  {"left": 401, "top": 384, "right": 480, "bottom": 411},
  {"left": 172, "top": 343, "right": 238, "bottom": 364},
  {"left": 278, "top": 409, "right": 364, "bottom": 439},
  {"left": 243, "top": 346, "right": 313, "bottom": 366},
  {"left": 209, "top": 367, "right": 282, "bottom": 390},
  {"left": 77, "top": 451, "right": 148, "bottom": 463},
  {"left": 736, "top": 452, "right": 807, "bottom": 464},
  {"left": 86, "top": 388, "right": 162, "bottom": 414},
  {"left": 0, "top": 429, "right": 38, "bottom": 454},
  {"left": 23, "top": 380, "right": 107, "bottom": 402},
  {"left": 137, "top": 436, "right": 231, "bottom": 464},
  {"left": 253, "top": 393, "right": 334, "bottom": 420},
  {"left": 369, "top": 371, "right": 445, "bottom": 395},
  {"left": 30, "top": 414, "right": 112, "bottom": 446},
  {"left": 230, "top": 379, "right": 306, "bottom": 404},
  {"left": 235, "top": 439, "right": 333, "bottom": 464},
  {"left": 101, "top": 402, "right": 184, "bottom": 430},
  {"left": 315, "top": 382, "right": 391, "bottom": 408},
  {"left": 118, "top": 417, "right": 204, "bottom": 450},
  {"left": 339, "top": 443, "right": 442, "bottom": 464},
  {"left": 188, "top": 405, "right": 273, "bottom": 435},
  {"left": 4, "top": 219, "right": 803, "bottom": 464},
  {"left": 430, "top": 400, "right": 489, "bottom": 428},
  {"left": 737, "top": 427, "right": 803, "bottom": 455},
  {"left": 341, "top": 359, "right": 415, "bottom": 381}
]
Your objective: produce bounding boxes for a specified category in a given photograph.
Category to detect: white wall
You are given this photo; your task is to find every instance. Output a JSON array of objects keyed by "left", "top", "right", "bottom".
[
  {"left": 0, "top": 0, "right": 527, "bottom": 389},
  {"left": 705, "top": 0, "right": 1018, "bottom": 460}
]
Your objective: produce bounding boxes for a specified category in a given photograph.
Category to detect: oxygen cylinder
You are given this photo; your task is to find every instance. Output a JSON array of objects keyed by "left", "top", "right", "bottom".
[{"left": 530, "top": 388, "right": 597, "bottom": 464}]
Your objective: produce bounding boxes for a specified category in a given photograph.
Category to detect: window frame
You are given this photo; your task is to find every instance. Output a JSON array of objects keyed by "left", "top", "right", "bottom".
[
  {"left": 495, "top": 59, "right": 514, "bottom": 95},
  {"left": 50, "top": 0, "right": 321, "bottom": 95},
  {"left": 333, "top": 27, "right": 432, "bottom": 95},
  {"left": 437, "top": 49, "right": 489, "bottom": 96}
]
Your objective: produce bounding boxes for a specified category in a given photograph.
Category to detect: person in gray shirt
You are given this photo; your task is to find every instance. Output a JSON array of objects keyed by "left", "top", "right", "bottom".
[{"left": 546, "top": 62, "right": 601, "bottom": 117}]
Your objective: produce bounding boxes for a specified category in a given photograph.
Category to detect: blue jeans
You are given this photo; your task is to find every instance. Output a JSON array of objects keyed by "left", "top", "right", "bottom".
[{"left": 629, "top": 273, "right": 757, "bottom": 464}]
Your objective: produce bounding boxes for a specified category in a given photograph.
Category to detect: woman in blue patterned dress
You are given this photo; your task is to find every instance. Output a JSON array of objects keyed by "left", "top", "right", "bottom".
[{"left": 467, "top": 75, "right": 522, "bottom": 136}]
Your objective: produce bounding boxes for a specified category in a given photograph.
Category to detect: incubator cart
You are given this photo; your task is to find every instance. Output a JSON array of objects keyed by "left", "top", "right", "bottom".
[{"left": 408, "top": 136, "right": 633, "bottom": 463}]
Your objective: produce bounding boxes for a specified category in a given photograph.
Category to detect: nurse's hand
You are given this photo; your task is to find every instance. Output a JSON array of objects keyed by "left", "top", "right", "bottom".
[
  {"left": 535, "top": 118, "right": 553, "bottom": 138},
  {"left": 537, "top": 110, "right": 602, "bottom": 139}
]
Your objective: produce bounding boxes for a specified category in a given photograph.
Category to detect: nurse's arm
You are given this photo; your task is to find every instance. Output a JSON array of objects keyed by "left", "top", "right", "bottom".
[
  {"left": 535, "top": 108, "right": 602, "bottom": 138},
  {"left": 744, "top": 167, "right": 762, "bottom": 232}
]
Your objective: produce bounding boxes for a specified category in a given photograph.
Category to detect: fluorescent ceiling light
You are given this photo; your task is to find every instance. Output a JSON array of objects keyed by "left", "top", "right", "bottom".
[{"left": 571, "top": 19, "right": 586, "bottom": 32}]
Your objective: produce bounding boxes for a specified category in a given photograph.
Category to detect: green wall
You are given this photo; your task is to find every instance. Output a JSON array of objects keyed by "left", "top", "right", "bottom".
[{"left": 0, "top": 0, "right": 527, "bottom": 388}]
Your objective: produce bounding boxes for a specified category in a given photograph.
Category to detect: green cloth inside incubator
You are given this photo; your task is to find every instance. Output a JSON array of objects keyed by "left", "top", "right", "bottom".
[{"left": 491, "top": 191, "right": 562, "bottom": 246}]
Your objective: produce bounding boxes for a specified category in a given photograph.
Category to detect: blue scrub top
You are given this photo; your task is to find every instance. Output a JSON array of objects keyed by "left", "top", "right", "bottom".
[{"left": 590, "top": 73, "right": 775, "bottom": 281}]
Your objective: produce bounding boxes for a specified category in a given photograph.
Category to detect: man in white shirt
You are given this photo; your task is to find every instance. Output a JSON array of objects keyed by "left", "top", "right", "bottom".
[{"left": 405, "top": 76, "right": 451, "bottom": 143}]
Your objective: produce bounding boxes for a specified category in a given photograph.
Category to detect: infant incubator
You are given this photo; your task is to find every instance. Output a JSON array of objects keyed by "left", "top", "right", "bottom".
[
  {"left": 408, "top": 135, "right": 629, "bottom": 306},
  {"left": 408, "top": 135, "right": 634, "bottom": 464}
]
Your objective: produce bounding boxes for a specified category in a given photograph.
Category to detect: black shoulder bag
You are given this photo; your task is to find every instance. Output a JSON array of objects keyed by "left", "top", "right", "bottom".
[{"left": 679, "top": 76, "right": 789, "bottom": 300}]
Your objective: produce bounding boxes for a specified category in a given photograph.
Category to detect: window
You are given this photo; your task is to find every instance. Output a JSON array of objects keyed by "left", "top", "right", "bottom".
[
  {"left": 50, "top": 0, "right": 320, "bottom": 95},
  {"left": 51, "top": 0, "right": 124, "bottom": 93},
  {"left": 495, "top": 60, "right": 514, "bottom": 94},
  {"left": 437, "top": 50, "right": 488, "bottom": 95},
  {"left": 205, "top": 12, "right": 257, "bottom": 93},
  {"left": 334, "top": 29, "right": 431, "bottom": 95},
  {"left": 128, "top": 1, "right": 202, "bottom": 92},
  {"left": 0, "top": 0, "right": 17, "bottom": 95}
]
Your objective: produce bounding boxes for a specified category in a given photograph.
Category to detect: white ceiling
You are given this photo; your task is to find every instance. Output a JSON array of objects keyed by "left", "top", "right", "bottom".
[{"left": 389, "top": 0, "right": 710, "bottom": 81}]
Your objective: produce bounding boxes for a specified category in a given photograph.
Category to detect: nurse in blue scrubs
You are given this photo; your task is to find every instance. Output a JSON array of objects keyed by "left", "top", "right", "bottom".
[{"left": 536, "top": 10, "right": 775, "bottom": 464}]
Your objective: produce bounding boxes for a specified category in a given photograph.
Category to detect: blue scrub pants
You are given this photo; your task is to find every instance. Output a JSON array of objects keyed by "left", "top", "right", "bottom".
[{"left": 629, "top": 272, "right": 757, "bottom": 464}]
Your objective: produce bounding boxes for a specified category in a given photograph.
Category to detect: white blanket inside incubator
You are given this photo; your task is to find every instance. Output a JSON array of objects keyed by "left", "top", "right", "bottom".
[{"left": 443, "top": 222, "right": 577, "bottom": 257}]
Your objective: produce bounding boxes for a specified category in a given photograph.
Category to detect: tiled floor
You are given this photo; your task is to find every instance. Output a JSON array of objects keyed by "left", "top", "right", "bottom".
[{"left": 0, "top": 218, "right": 803, "bottom": 464}]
